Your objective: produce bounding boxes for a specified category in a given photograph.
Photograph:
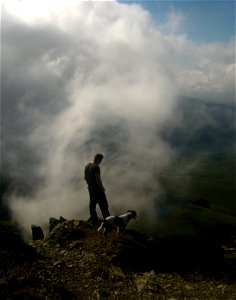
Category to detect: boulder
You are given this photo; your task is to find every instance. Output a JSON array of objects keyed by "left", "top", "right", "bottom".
[
  {"left": 45, "top": 219, "right": 88, "bottom": 246},
  {"left": 49, "top": 216, "right": 67, "bottom": 232},
  {"left": 31, "top": 225, "right": 44, "bottom": 240}
]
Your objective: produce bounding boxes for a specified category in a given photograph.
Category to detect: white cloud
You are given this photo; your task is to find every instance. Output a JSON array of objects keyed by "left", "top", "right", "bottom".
[
  {"left": 160, "top": 7, "right": 185, "bottom": 35},
  {"left": 177, "top": 39, "right": 235, "bottom": 101}
]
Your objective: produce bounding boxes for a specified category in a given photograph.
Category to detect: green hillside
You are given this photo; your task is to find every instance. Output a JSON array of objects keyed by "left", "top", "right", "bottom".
[
  {"left": 158, "top": 97, "right": 235, "bottom": 212},
  {"left": 159, "top": 150, "right": 235, "bottom": 212}
]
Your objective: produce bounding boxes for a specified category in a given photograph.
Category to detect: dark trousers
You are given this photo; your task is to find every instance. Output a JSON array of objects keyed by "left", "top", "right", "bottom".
[{"left": 88, "top": 188, "right": 110, "bottom": 224}]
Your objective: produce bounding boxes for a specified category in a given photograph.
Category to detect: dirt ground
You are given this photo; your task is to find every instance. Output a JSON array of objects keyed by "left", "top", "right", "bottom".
[{"left": 1, "top": 221, "right": 236, "bottom": 299}]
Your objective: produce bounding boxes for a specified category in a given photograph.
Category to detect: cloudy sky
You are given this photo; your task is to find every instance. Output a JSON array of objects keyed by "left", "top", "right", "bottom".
[
  {"left": 1, "top": 0, "right": 235, "bottom": 234},
  {"left": 121, "top": 0, "right": 235, "bottom": 43}
]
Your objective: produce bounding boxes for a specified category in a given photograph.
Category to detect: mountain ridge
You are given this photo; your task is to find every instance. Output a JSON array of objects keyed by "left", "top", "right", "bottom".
[{"left": 1, "top": 216, "right": 236, "bottom": 299}]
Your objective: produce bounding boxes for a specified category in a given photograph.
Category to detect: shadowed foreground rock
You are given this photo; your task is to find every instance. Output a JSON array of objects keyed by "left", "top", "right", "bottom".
[
  {"left": 31, "top": 225, "right": 44, "bottom": 240},
  {"left": 0, "top": 218, "right": 236, "bottom": 299}
]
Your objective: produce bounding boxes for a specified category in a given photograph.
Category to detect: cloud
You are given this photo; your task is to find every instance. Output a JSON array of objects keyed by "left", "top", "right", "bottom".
[
  {"left": 160, "top": 7, "right": 185, "bottom": 35},
  {"left": 1, "top": 0, "right": 235, "bottom": 236},
  {"left": 177, "top": 39, "right": 235, "bottom": 102}
]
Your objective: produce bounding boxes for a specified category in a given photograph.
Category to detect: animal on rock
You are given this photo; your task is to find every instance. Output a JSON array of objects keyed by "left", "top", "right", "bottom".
[{"left": 97, "top": 210, "right": 137, "bottom": 236}]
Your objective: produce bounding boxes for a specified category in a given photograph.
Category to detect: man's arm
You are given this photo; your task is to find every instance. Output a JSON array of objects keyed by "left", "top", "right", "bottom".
[
  {"left": 84, "top": 165, "right": 89, "bottom": 183},
  {"left": 95, "top": 173, "right": 105, "bottom": 191}
]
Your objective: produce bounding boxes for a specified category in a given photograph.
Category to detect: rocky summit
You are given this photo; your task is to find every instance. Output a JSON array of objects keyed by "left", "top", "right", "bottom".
[{"left": 0, "top": 217, "right": 236, "bottom": 299}]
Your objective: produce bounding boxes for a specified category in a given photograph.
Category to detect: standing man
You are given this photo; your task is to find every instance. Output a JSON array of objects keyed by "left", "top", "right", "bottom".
[{"left": 84, "top": 153, "right": 110, "bottom": 226}]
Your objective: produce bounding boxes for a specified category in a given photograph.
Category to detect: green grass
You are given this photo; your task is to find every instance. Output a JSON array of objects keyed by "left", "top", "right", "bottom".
[
  {"left": 159, "top": 150, "right": 235, "bottom": 211},
  {"left": 134, "top": 202, "right": 236, "bottom": 239}
]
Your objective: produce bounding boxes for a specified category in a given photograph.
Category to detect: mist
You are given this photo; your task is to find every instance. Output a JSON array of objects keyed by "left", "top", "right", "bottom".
[{"left": 1, "top": 1, "right": 235, "bottom": 236}]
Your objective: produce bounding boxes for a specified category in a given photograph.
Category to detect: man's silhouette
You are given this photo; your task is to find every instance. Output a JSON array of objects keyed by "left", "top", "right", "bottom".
[{"left": 84, "top": 153, "right": 110, "bottom": 226}]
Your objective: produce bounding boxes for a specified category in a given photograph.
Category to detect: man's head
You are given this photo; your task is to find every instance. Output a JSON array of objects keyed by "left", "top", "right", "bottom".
[{"left": 94, "top": 153, "right": 104, "bottom": 164}]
